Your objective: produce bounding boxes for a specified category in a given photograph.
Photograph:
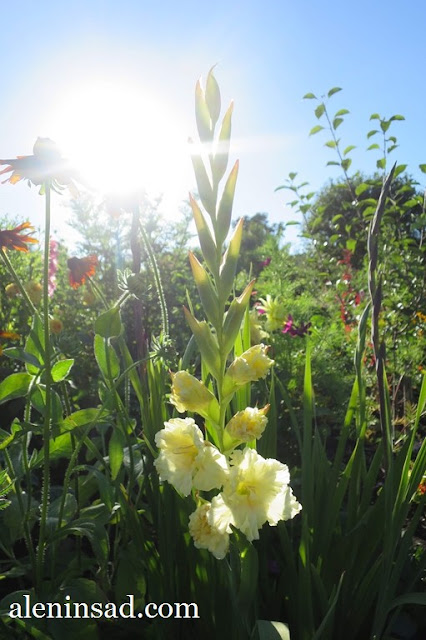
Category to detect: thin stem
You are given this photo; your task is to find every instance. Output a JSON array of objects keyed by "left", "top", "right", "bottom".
[
  {"left": 322, "top": 105, "right": 357, "bottom": 202},
  {"left": 36, "top": 181, "right": 53, "bottom": 590},
  {"left": 138, "top": 219, "right": 169, "bottom": 336}
]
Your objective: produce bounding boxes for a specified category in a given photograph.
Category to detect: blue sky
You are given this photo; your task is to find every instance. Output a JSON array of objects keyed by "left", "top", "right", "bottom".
[{"left": 0, "top": 0, "right": 425, "bottom": 249}]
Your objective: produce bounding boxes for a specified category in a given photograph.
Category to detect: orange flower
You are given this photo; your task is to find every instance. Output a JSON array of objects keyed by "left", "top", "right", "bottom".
[
  {"left": 0, "top": 138, "right": 78, "bottom": 195},
  {"left": 49, "top": 318, "right": 63, "bottom": 334},
  {"left": 0, "top": 330, "right": 20, "bottom": 356},
  {"left": 67, "top": 255, "right": 98, "bottom": 289},
  {"left": 0, "top": 222, "right": 38, "bottom": 252}
]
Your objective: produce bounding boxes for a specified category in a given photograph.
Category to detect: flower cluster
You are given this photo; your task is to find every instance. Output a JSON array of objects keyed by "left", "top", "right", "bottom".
[
  {"left": 155, "top": 345, "right": 301, "bottom": 559},
  {"left": 154, "top": 70, "right": 302, "bottom": 561}
]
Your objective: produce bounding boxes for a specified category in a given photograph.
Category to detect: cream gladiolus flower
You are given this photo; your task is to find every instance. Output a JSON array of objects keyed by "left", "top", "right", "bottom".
[
  {"left": 257, "top": 295, "right": 286, "bottom": 331},
  {"left": 188, "top": 503, "right": 230, "bottom": 560},
  {"left": 249, "top": 308, "right": 269, "bottom": 345},
  {"left": 224, "top": 344, "right": 274, "bottom": 395},
  {"left": 193, "top": 443, "right": 229, "bottom": 492},
  {"left": 225, "top": 406, "right": 269, "bottom": 442},
  {"left": 210, "top": 447, "right": 301, "bottom": 542},
  {"left": 170, "top": 370, "right": 219, "bottom": 419},
  {"left": 155, "top": 418, "right": 228, "bottom": 496},
  {"left": 154, "top": 418, "right": 204, "bottom": 496}
]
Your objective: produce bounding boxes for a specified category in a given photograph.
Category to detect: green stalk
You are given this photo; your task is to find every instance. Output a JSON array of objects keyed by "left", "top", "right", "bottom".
[
  {"left": 36, "top": 181, "right": 53, "bottom": 590},
  {"left": 139, "top": 220, "right": 169, "bottom": 336}
]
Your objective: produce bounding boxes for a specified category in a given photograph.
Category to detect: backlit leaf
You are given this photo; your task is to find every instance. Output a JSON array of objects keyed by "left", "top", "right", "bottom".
[
  {"left": 327, "top": 87, "right": 342, "bottom": 98},
  {"left": 315, "top": 103, "right": 325, "bottom": 119},
  {"left": 309, "top": 125, "right": 324, "bottom": 136}
]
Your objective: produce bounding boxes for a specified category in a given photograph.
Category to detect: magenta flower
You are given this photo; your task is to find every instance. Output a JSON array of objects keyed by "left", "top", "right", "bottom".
[
  {"left": 282, "top": 314, "right": 311, "bottom": 338},
  {"left": 260, "top": 257, "right": 271, "bottom": 268}
]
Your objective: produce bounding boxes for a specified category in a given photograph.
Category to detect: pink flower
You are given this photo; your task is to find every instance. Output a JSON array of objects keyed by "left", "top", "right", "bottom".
[{"left": 48, "top": 239, "right": 59, "bottom": 297}]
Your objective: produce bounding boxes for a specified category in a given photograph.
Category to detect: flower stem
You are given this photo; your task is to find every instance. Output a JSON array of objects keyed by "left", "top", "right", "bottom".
[{"left": 36, "top": 181, "right": 53, "bottom": 590}]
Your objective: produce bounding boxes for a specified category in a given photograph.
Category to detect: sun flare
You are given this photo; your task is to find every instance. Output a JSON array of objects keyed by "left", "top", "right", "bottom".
[{"left": 45, "top": 81, "right": 191, "bottom": 206}]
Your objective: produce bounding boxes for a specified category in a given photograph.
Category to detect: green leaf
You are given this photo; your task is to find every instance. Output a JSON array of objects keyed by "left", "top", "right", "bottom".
[
  {"left": 367, "top": 143, "right": 380, "bottom": 151},
  {"left": 222, "top": 281, "right": 255, "bottom": 357},
  {"left": 314, "top": 103, "right": 325, "bottom": 119},
  {"left": 419, "top": 163, "right": 426, "bottom": 174},
  {"left": 393, "top": 163, "right": 407, "bottom": 178},
  {"left": 115, "top": 543, "right": 147, "bottom": 609},
  {"left": 390, "top": 114, "right": 405, "bottom": 121},
  {"left": 341, "top": 158, "right": 352, "bottom": 171},
  {"left": 253, "top": 620, "right": 291, "bottom": 640},
  {"left": 326, "top": 161, "right": 340, "bottom": 167},
  {"left": 380, "top": 120, "right": 390, "bottom": 133},
  {"left": 332, "top": 117, "right": 343, "bottom": 129},
  {"left": 309, "top": 125, "right": 324, "bottom": 136},
  {"left": 367, "top": 129, "right": 378, "bottom": 138},
  {"left": 94, "top": 334, "right": 120, "bottom": 382},
  {"left": 51, "top": 358, "right": 74, "bottom": 383},
  {"left": 25, "top": 315, "right": 45, "bottom": 374},
  {"left": 343, "top": 145, "right": 356, "bottom": 156},
  {"left": 370, "top": 113, "right": 380, "bottom": 120},
  {"left": 325, "top": 140, "right": 337, "bottom": 148},
  {"left": 303, "top": 92, "right": 317, "bottom": 99},
  {"left": 190, "top": 146, "right": 216, "bottom": 219},
  {"left": 2, "top": 347, "right": 41, "bottom": 369},
  {"left": 346, "top": 238, "right": 357, "bottom": 252},
  {"left": 219, "top": 218, "right": 244, "bottom": 305},
  {"left": 30, "top": 385, "right": 63, "bottom": 424},
  {"left": 94, "top": 307, "right": 122, "bottom": 339},
  {"left": 355, "top": 183, "right": 369, "bottom": 197},
  {"left": 205, "top": 66, "right": 221, "bottom": 128},
  {"left": 190, "top": 194, "right": 217, "bottom": 275},
  {"left": 387, "top": 592, "right": 426, "bottom": 610},
  {"left": 195, "top": 79, "right": 212, "bottom": 142},
  {"left": 335, "top": 108, "right": 349, "bottom": 117},
  {"left": 189, "top": 251, "right": 220, "bottom": 329},
  {"left": 0, "top": 373, "right": 33, "bottom": 405},
  {"left": 33, "top": 432, "right": 72, "bottom": 466},
  {"left": 377, "top": 158, "right": 386, "bottom": 170},
  {"left": 216, "top": 160, "right": 239, "bottom": 247},
  {"left": 0, "top": 420, "right": 23, "bottom": 451},
  {"left": 213, "top": 101, "right": 233, "bottom": 184},
  {"left": 61, "top": 409, "right": 104, "bottom": 433},
  {"left": 109, "top": 428, "right": 125, "bottom": 480},
  {"left": 327, "top": 87, "right": 342, "bottom": 98},
  {"left": 183, "top": 309, "right": 221, "bottom": 379},
  {"left": 47, "top": 493, "right": 77, "bottom": 532}
]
